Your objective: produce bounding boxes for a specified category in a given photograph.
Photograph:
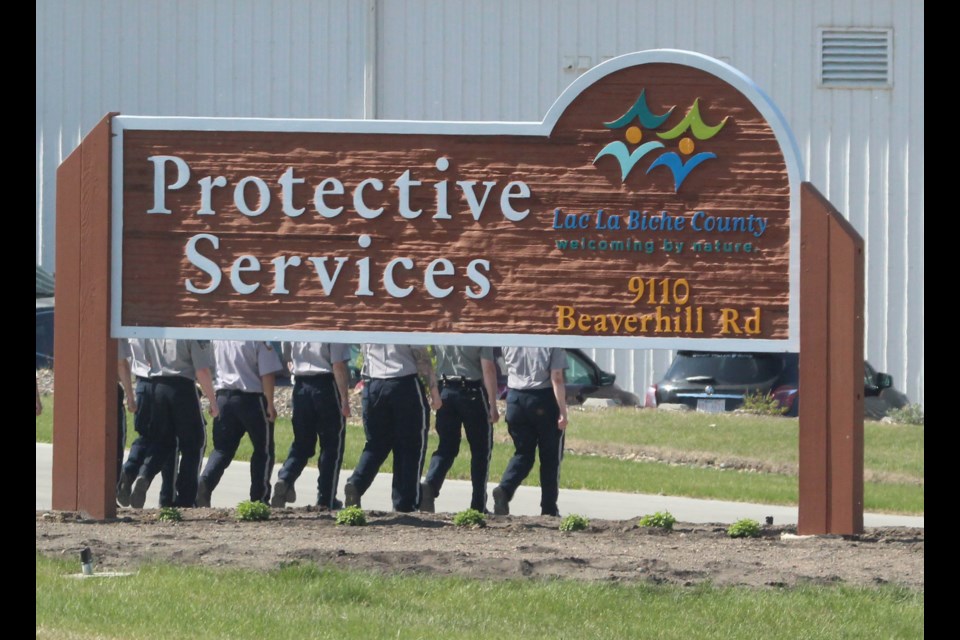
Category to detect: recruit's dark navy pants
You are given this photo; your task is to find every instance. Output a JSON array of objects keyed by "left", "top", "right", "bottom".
[
  {"left": 201, "top": 390, "right": 274, "bottom": 504},
  {"left": 123, "top": 376, "right": 205, "bottom": 507},
  {"left": 498, "top": 387, "right": 564, "bottom": 516},
  {"left": 425, "top": 381, "right": 492, "bottom": 512},
  {"left": 276, "top": 373, "right": 345, "bottom": 508},
  {"left": 348, "top": 374, "right": 429, "bottom": 512}
]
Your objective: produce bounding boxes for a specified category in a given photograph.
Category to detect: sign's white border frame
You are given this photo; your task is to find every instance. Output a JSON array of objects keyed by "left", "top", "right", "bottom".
[{"left": 111, "top": 49, "right": 803, "bottom": 352}]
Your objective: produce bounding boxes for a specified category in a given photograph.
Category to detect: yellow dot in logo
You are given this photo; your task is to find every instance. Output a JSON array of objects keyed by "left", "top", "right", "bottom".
[
  {"left": 625, "top": 126, "right": 642, "bottom": 144},
  {"left": 679, "top": 137, "right": 695, "bottom": 154}
]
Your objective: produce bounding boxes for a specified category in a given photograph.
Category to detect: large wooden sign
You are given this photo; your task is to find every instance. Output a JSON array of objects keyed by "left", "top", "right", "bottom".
[
  {"left": 112, "top": 50, "right": 802, "bottom": 349},
  {"left": 61, "top": 50, "right": 860, "bottom": 533}
]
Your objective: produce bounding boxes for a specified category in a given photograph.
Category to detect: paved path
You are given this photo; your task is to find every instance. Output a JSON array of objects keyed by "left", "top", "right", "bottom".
[{"left": 35, "top": 443, "right": 923, "bottom": 528}]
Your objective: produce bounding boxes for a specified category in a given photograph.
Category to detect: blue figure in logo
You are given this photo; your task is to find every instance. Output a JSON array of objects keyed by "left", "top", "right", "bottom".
[
  {"left": 594, "top": 141, "right": 665, "bottom": 181},
  {"left": 646, "top": 151, "right": 717, "bottom": 191}
]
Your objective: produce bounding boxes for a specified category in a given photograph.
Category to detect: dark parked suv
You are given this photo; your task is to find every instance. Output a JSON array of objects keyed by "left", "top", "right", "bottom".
[{"left": 645, "top": 351, "right": 907, "bottom": 418}]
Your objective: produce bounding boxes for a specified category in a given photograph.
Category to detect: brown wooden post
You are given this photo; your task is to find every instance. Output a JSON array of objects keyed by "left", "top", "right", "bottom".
[
  {"left": 51, "top": 145, "right": 81, "bottom": 511},
  {"left": 798, "top": 182, "right": 865, "bottom": 535},
  {"left": 52, "top": 114, "right": 117, "bottom": 519}
]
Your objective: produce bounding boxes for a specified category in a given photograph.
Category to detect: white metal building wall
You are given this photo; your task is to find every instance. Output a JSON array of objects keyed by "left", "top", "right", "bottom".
[
  {"left": 374, "top": 0, "right": 923, "bottom": 406},
  {"left": 35, "top": 0, "right": 369, "bottom": 273},
  {"left": 35, "top": 0, "right": 924, "bottom": 405}
]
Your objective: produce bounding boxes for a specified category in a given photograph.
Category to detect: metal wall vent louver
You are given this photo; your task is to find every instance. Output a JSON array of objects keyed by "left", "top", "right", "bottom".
[{"left": 819, "top": 28, "right": 892, "bottom": 88}]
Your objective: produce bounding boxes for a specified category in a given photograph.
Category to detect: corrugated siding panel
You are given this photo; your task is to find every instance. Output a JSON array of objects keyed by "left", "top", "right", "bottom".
[
  {"left": 35, "top": 0, "right": 923, "bottom": 405},
  {"left": 375, "top": 0, "right": 923, "bottom": 406},
  {"left": 898, "top": 0, "right": 923, "bottom": 406},
  {"left": 35, "top": 0, "right": 368, "bottom": 271}
]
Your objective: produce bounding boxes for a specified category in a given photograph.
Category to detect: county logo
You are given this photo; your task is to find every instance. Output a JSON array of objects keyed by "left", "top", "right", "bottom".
[{"left": 593, "top": 89, "right": 729, "bottom": 191}]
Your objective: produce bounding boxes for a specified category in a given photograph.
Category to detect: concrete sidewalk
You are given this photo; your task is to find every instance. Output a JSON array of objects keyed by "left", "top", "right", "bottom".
[{"left": 35, "top": 443, "right": 923, "bottom": 528}]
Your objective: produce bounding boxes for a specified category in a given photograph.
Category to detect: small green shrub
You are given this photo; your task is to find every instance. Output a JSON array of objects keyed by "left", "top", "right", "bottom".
[
  {"left": 452, "top": 509, "right": 486, "bottom": 528},
  {"left": 727, "top": 518, "right": 762, "bottom": 538},
  {"left": 739, "top": 390, "right": 788, "bottom": 416},
  {"left": 235, "top": 500, "right": 270, "bottom": 522},
  {"left": 638, "top": 511, "right": 676, "bottom": 530},
  {"left": 559, "top": 514, "right": 589, "bottom": 532},
  {"left": 157, "top": 507, "right": 182, "bottom": 522},
  {"left": 335, "top": 505, "right": 367, "bottom": 526},
  {"left": 887, "top": 403, "right": 924, "bottom": 426}
]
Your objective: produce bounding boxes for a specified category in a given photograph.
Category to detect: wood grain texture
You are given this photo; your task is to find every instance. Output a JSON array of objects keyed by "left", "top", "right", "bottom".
[
  {"left": 119, "top": 63, "right": 791, "bottom": 342},
  {"left": 53, "top": 114, "right": 117, "bottom": 519},
  {"left": 798, "top": 182, "right": 864, "bottom": 535},
  {"left": 52, "top": 144, "right": 81, "bottom": 511}
]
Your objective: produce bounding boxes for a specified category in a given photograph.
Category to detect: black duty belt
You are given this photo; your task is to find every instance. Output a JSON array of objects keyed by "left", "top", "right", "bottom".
[
  {"left": 362, "top": 373, "right": 417, "bottom": 382},
  {"left": 137, "top": 375, "right": 193, "bottom": 386},
  {"left": 216, "top": 389, "right": 262, "bottom": 397},
  {"left": 295, "top": 372, "right": 334, "bottom": 381},
  {"left": 440, "top": 376, "right": 482, "bottom": 389}
]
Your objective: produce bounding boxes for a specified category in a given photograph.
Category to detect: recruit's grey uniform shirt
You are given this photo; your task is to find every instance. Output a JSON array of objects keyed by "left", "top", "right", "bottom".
[
  {"left": 284, "top": 342, "right": 351, "bottom": 376},
  {"left": 434, "top": 345, "right": 494, "bottom": 381},
  {"left": 501, "top": 347, "right": 567, "bottom": 390},
  {"left": 361, "top": 344, "right": 426, "bottom": 379},
  {"left": 128, "top": 339, "right": 214, "bottom": 381},
  {"left": 213, "top": 341, "right": 284, "bottom": 392}
]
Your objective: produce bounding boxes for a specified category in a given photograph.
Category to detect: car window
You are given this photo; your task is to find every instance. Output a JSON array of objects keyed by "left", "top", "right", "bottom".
[
  {"left": 864, "top": 361, "right": 877, "bottom": 387},
  {"left": 664, "top": 352, "right": 786, "bottom": 385},
  {"left": 565, "top": 351, "right": 596, "bottom": 385}
]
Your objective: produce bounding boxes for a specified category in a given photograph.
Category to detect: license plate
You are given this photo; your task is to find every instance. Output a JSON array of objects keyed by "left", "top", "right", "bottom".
[{"left": 697, "top": 399, "right": 726, "bottom": 413}]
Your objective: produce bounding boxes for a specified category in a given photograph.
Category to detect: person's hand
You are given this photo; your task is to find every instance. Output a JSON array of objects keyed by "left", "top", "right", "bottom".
[
  {"left": 208, "top": 401, "right": 220, "bottom": 419},
  {"left": 488, "top": 404, "right": 500, "bottom": 424},
  {"left": 430, "top": 389, "right": 442, "bottom": 411},
  {"left": 266, "top": 403, "right": 277, "bottom": 422},
  {"left": 126, "top": 396, "right": 138, "bottom": 413},
  {"left": 340, "top": 400, "right": 351, "bottom": 418},
  {"left": 557, "top": 413, "right": 568, "bottom": 431}
]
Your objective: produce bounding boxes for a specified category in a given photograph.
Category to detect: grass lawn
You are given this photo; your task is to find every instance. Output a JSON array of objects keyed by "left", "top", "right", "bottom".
[
  {"left": 35, "top": 395, "right": 923, "bottom": 514},
  {"left": 36, "top": 555, "right": 924, "bottom": 640},
  {"left": 36, "top": 398, "right": 924, "bottom": 639}
]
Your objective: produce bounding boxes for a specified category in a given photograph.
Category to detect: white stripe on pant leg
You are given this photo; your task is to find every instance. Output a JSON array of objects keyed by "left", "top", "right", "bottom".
[
  {"left": 257, "top": 395, "right": 273, "bottom": 501},
  {"left": 480, "top": 387, "right": 493, "bottom": 490},
  {"left": 554, "top": 430, "right": 565, "bottom": 500},
  {"left": 332, "top": 418, "right": 346, "bottom": 504},
  {"left": 414, "top": 380, "right": 430, "bottom": 505},
  {"left": 332, "top": 381, "right": 346, "bottom": 504},
  {"left": 192, "top": 389, "right": 207, "bottom": 478},
  {"left": 174, "top": 437, "right": 181, "bottom": 486}
]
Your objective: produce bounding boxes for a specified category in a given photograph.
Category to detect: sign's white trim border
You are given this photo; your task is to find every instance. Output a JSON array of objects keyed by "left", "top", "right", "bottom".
[{"left": 111, "top": 49, "right": 802, "bottom": 352}]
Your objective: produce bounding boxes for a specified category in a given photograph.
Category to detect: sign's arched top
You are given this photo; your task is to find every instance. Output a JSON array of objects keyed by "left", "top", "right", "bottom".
[
  {"left": 112, "top": 49, "right": 800, "bottom": 351},
  {"left": 543, "top": 49, "right": 804, "bottom": 184}
]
